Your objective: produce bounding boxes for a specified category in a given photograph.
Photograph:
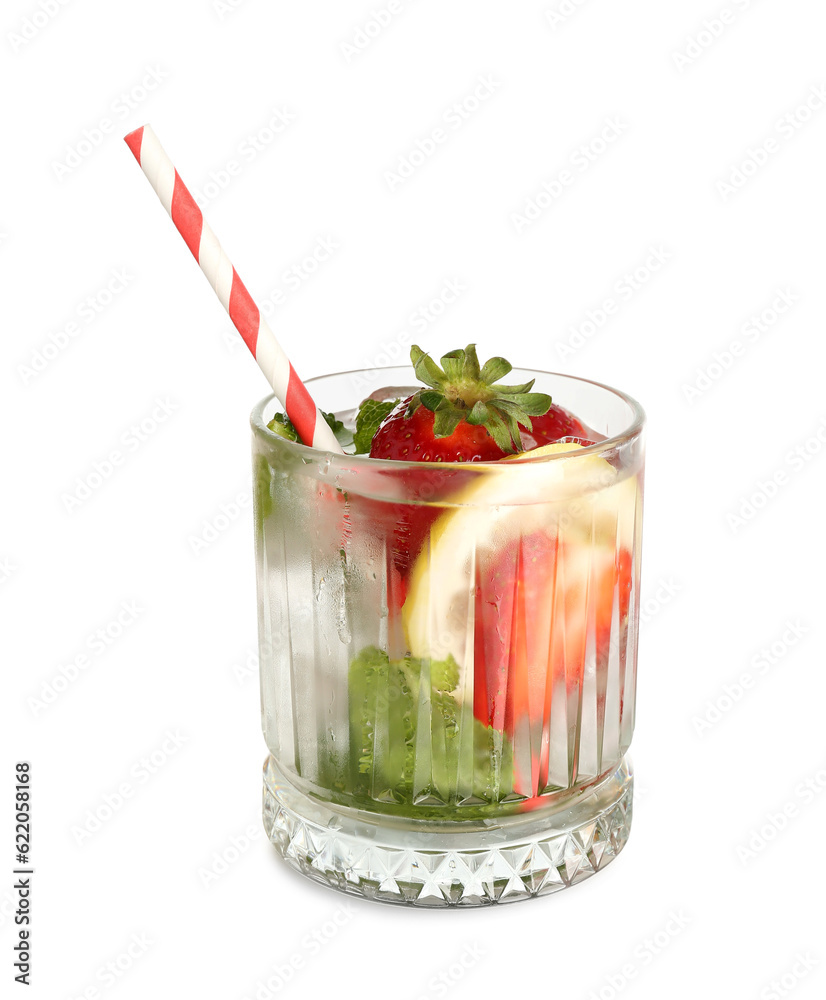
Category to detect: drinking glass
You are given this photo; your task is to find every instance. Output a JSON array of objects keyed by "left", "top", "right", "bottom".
[{"left": 252, "top": 366, "right": 645, "bottom": 906}]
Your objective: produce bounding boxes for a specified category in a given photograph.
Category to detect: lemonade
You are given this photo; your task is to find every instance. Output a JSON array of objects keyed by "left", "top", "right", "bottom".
[{"left": 254, "top": 348, "right": 644, "bottom": 905}]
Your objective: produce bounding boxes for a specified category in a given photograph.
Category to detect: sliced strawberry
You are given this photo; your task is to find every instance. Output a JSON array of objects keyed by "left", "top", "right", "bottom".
[{"left": 472, "top": 531, "right": 633, "bottom": 795}]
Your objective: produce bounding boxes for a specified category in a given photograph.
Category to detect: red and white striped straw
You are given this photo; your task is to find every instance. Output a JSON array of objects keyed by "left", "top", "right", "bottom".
[{"left": 124, "top": 124, "right": 342, "bottom": 453}]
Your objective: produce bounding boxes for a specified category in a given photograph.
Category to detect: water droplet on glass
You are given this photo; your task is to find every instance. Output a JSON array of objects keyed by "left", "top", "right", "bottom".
[{"left": 336, "top": 588, "right": 352, "bottom": 643}]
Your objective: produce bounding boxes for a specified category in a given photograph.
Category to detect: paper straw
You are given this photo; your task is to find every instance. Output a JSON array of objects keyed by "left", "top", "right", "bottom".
[{"left": 124, "top": 124, "right": 342, "bottom": 453}]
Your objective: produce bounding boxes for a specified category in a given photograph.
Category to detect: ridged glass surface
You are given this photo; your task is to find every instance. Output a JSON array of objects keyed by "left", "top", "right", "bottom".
[
  {"left": 263, "top": 755, "right": 633, "bottom": 906},
  {"left": 253, "top": 369, "right": 645, "bottom": 831}
]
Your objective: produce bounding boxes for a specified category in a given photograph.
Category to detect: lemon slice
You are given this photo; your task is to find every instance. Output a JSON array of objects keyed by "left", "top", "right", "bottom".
[{"left": 402, "top": 443, "right": 639, "bottom": 680}]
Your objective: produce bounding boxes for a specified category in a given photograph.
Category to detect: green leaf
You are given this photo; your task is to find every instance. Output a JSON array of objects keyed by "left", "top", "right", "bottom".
[
  {"left": 490, "top": 404, "right": 524, "bottom": 452},
  {"left": 410, "top": 345, "right": 445, "bottom": 388},
  {"left": 431, "top": 655, "right": 459, "bottom": 693},
  {"left": 322, "top": 410, "right": 353, "bottom": 449},
  {"left": 440, "top": 349, "right": 464, "bottom": 383},
  {"left": 268, "top": 410, "right": 352, "bottom": 448},
  {"left": 483, "top": 407, "right": 518, "bottom": 453},
  {"left": 491, "top": 398, "right": 526, "bottom": 419},
  {"left": 339, "top": 644, "right": 514, "bottom": 813},
  {"left": 409, "top": 344, "right": 427, "bottom": 367},
  {"left": 266, "top": 412, "right": 299, "bottom": 441},
  {"left": 254, "top": 454, "right": 275, "bottom": 520},
  {"left": 461, "top": 344, "right": 482, "bottom": 380},
  {"left": 405, "top": 395, "right": 423, "bottom": 418},
  {"left": 432, "top": 405, "right": 464, "bottom": 438},
  {"left": 353, "top": 397, "right": 400, "bottom": 453},
  {"left": 466, "top": 400, "right": 490, "bottom": 425},
  {"left": 513, "top": 392, "right": 552, "bottom": 416},
  {"left": 492, "top": 398, "right": 532, "bottom": 431},
  {"left": 495, "top": 379, "right": 536, "bottom": 395},
  {"left": 480, "top": 356, "right": 512, "bottom": 384},
  {"left": 419, "top": 390, "right": 443, "bottom": 412}
]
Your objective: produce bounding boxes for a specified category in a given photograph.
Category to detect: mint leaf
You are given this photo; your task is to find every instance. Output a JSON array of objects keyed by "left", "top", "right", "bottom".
[
  {"left": 338, "top": 645, "right": 514, "bottom": 813},
  {"left": 254, "top": 454, "right": 275, "bottom": 520},
  {"left": 353, "top": 397, "right": 400, "bottom": 454},
  {"left": 266, "top": 412, "right": 299, "bottom": 441},
  {"left": 322, "top": 411, "right": 353, "bottom": 450},
  {"left": 267, "top": 410, "right": 353, "bottom": 450}
]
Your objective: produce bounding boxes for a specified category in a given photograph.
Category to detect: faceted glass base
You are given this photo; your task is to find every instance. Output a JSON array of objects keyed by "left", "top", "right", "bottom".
[{"left": 263, "top": 756, "right": 633, "bottom": 907}]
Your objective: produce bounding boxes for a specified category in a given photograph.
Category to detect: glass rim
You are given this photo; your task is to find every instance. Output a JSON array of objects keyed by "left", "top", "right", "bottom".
[{"left": 250, "top": 365, "right": 646, "bottom": 470}]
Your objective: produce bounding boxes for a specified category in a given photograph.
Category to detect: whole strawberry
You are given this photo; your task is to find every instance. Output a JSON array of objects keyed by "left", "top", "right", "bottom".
[
  {"left": 369, "top": 345, "right": 554, "bottom": 461},
  {"left": 520, "top": 403, "right": 598, "bottom": 450}
]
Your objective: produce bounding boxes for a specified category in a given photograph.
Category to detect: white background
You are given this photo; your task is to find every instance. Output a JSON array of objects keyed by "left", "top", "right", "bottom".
[{"left": 3, "top": 1, "right": 826, "bottom": 997}]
